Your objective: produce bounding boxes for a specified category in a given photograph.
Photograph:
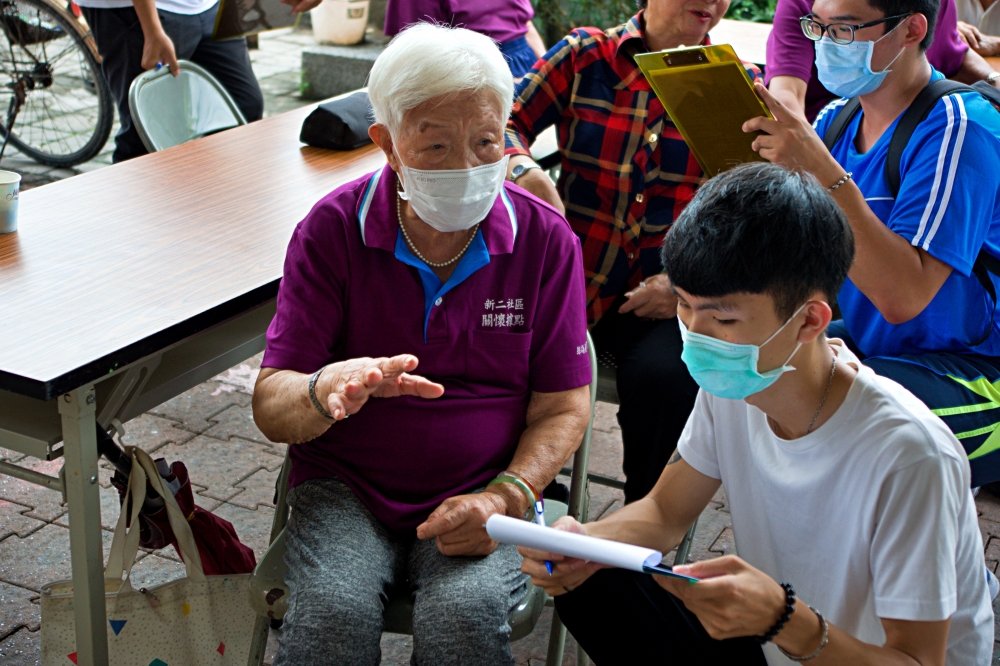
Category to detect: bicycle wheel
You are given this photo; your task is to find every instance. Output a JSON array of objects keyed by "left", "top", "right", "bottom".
[{"left": 0, "top": 0, "right": 113, "bottom": 167}]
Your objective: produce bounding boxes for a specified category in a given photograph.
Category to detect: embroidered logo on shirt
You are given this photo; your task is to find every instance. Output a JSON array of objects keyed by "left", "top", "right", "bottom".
[
  {"left": 483, "top": 298, "right": 525, "bottom": 328},
  {"left": 576, "top": 341, "right": 588, "bottom": 355}
]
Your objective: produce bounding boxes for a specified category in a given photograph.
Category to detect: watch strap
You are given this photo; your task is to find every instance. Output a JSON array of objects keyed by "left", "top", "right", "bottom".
[{"left": 511, "top": 163, "right": 541, "bottom": 183}]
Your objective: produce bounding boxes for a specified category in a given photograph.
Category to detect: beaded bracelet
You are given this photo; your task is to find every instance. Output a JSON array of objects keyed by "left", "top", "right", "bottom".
[
  {"left": 827, "top": 172, "right": 853, "bottom": 192},
  {"left": 756, "top": 582, "right": 796, "bottom": 644}
]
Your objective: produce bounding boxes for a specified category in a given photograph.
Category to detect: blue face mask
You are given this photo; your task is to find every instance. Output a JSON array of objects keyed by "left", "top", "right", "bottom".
[
  {"left": 814, "top": 23, "right": 905, "bottom": 98},
  {"left": 678, "top": 303, "right": 807, "bottom": 401}
]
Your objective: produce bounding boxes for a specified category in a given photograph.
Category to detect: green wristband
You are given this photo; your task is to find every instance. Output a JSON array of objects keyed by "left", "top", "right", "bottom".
[{"left": 488, "top": 474, "right": 537, "bottom": 508}]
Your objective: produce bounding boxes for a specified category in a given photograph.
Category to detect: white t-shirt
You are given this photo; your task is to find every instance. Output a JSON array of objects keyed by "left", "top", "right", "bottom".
[
  {"left": 955, "top": 0, "right": 1000, "bottom": 40},
  {"left": 76, "top": 0, "right": 217, "bottom": 17},
  {"left": 677, "top": 343, "right": 994, "bottom": 665}
]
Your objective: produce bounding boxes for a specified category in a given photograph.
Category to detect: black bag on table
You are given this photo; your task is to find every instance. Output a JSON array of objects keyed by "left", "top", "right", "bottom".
[{"left": 299, "top": 91, "right": 373, "bottom": 150}]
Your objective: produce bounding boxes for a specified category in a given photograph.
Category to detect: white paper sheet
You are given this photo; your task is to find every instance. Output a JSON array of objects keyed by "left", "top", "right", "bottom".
[{"left": 486, "top": 515, "right": 663, "bottom": 572}]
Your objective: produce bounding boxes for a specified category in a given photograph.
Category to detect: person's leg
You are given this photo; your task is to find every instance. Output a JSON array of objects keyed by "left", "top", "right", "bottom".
[
  {"left": 79, "top": 7, "right": 150, "bottom": 162},
  {"left": 592, "top": 307, "right": 700, "bottom": 503},
  {"left": 863, "top": 352, "right": 1000, "bottom": 487},
  {"left": 407, "top": 536, "right": 528, "bottom": 666},
  {"left": 188, "top": 3, "right": 265, "bottom": 122},
  {"left": 555, "top": 568, "right": 767, "bottom": 664},
  {"left": 275, "top": 477, "right": 406, "bottom": 666}
]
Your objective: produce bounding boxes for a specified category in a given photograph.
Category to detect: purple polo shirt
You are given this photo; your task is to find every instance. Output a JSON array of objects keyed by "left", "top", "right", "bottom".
[
  {"left": 765, "top": 0, "right": 969, "bottom": 121},
  {"left": 384, "top": 0, "right": 533, "bottom": 43},
  {"left": 261, "top": 164, "right": 591, "bottom": 533}
]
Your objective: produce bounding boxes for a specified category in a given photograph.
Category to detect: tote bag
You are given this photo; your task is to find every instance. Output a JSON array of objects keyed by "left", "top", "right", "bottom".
[{"left": 41, "top": 446, "right": 256, "bottom": 665}]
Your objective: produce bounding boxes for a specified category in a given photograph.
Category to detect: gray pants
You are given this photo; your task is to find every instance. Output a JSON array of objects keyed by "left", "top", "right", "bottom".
[{"left": 274, "top": 478, "right": 528, "bottom": 666}]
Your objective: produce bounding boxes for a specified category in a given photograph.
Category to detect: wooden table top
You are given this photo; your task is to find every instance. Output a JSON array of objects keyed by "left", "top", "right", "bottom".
[
  {"left": 988, "top": 56, "right": 1000, "bottom": 71},
  {"left": 0, "top": 104, "right": 386, "bottom": 400},
  {"left": 710, "top": 18, "right": 772, "bottom": 67}
]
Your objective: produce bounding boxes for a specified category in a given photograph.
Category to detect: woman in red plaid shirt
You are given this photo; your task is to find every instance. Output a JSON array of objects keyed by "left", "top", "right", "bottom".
[{"left": 505, "top": 0, "right": 759, "bottom": 503}]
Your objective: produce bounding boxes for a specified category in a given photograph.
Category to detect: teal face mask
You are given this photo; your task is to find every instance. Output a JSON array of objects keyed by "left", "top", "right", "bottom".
[{"left": 678, "top": 303, "right": 807, "bottom": 401}]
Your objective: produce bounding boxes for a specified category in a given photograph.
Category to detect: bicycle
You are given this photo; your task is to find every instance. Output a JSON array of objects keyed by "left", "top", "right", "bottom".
[{"left": 0, "top": 0, "right": 113, "bottom": 167}]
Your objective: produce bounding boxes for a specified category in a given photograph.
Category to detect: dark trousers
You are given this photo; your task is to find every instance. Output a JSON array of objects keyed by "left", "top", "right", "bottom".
[
  {"left": 828, "top": 320, "right": 1000, "bottom": 487},
  {"left": 81, "top": 3, "right": 264, "bottom": 163},
  {"left": 590, "top": 307, "right": 700, "bottom": 503},
  {"left": 555, "top": 569, "right": 767, "bottom": 664}
]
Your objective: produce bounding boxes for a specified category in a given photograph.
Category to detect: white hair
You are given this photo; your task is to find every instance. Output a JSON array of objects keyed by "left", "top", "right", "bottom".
[{"left": 367, "top": 23, "right": 514, "bottom": 137}]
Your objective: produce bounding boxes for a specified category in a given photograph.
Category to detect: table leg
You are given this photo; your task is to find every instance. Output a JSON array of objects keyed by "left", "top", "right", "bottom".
[{"left": 58, "top": 386, "right": 109, "bottom": 666}]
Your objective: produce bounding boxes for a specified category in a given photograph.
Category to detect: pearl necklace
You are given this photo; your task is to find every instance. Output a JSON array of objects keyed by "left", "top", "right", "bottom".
[{"left": 396, "top": 186, "right": 479, "bottom": 268}]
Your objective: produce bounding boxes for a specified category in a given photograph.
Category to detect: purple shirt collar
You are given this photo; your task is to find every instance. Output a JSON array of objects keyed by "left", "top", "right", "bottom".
[{"left": 357, "top": 164, "right": 518, "bottom": 255}]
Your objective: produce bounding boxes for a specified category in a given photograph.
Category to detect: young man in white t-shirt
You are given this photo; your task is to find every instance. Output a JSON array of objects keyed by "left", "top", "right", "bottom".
[
  {"left": 77, "top": 0, "right": 319, "bottom": 162},
  {"left": 520, "top": 163, "right": 994, "bottom": 664}
]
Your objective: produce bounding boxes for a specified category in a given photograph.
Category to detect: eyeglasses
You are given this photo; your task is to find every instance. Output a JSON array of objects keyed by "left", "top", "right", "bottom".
[{"left": 799, "top": 13, "right": 912, "bottom": 45}]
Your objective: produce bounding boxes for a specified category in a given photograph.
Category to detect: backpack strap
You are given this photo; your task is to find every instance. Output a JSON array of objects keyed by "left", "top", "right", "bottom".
[
  {"left": 972, "top": 250, "right": 1000, "bottom": 346},
  {"left": 885, "top": 79, "right": 972, "bottom": 198},
  {"left": 970, "top": 80, "right": 1000, "bottom": 111},
  {"left": 822, "top": 98, "right": 863, "bottom": 152}
]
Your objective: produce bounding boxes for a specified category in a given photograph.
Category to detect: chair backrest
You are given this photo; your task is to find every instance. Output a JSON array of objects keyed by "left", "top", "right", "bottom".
[{"left": 128, "top": 60, "right": 247, "bottom": 153}]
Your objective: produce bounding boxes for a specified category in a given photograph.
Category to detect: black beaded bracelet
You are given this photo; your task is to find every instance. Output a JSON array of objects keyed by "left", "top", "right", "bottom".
[{"left": 756, "top": 583, "right": 796, "bottom": 644}]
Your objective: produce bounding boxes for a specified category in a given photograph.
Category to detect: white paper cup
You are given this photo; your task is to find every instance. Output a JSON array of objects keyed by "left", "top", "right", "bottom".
[{"left": 0, "top": 170, "right": 19, "bottom": 233}]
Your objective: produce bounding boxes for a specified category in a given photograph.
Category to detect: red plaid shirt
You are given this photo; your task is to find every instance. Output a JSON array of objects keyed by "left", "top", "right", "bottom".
[{"left": 505, "top": 12, "right": 760, "bottom": 326}]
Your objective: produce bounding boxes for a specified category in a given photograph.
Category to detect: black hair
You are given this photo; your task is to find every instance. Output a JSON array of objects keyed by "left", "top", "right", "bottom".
[
  {"left": 637, "top": 0, "right": 647, "bottom": 8},
  {"left": 661, "top": 163, "right": 855, "bottom": 319},
  {"left": 867, "top": 0, "right": 938, "bottom": 50}
]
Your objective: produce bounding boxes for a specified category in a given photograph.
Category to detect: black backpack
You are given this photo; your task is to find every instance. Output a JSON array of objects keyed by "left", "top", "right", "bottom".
[{"left": 822, "top": 79, "right": 1000, "bottom": 346}]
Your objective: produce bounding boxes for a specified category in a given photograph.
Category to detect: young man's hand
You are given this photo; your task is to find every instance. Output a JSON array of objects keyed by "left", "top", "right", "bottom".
[
  {"left": 517, "top": 517, "right": 604, "bottom": 596},
  {"left": 656, "top": 555, "right": 788, "bottom": 640},
  {"left": 743, "top": 82, "right": 844, "bottom": 188},
  {"left": 141, "top": 29, "right": 179, "bottom": 75}
]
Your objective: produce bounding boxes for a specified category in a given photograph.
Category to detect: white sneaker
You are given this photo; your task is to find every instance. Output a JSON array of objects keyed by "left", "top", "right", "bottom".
[{"left": 986, "top": 567, "right": 999, "bottom": 601}]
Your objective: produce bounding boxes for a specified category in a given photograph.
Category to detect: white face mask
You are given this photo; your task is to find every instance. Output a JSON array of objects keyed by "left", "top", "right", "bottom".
[{"left": 396, "top": 152, "right": 510, "bottom": 233}]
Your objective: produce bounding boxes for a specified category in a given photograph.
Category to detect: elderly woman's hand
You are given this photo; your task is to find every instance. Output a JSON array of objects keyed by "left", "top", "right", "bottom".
[
  {"left": 416, "top": 492, "right": 515, "bottom": 556},
  {"left": 619, "top": 274, "right": 678, "bottom": 319},
  {"left": 518, "top": 517, "right": 604, "bottom": 596},
  {"left": 317, "top": 354, "right": 445, "bottom": 421}
]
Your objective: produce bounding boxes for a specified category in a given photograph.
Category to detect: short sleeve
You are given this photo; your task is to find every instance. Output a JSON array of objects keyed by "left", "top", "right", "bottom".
[
  {"left": 260, "top": 207, "right": 348, "bottom": 374},
  {"left": 870, "top": 455, "right": 965, "bottom": 620},
  {"left": 764, "top": 0, "right": 815, "bottom": 85},
  {"left": 889, "top": 95, "right": 1000, "bottom": 276},
  {"left": 676, "top": 390, "right": 721, "bottom": 479},
  {"left": 526, "top": 219, "right": 592, "bottom": 393},
  {"left": 383, "top": 0, "right": 448, "bottom": 36},
  {"left": 926, "top": 0, "right": 968, "bottom": 78}
]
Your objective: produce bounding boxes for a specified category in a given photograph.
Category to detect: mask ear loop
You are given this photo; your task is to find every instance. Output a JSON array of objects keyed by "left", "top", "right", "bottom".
[
  {"left": 868, "top": 18, "right": 908, "bottom": 74},
  {"left": 756, "top": 301, "right": 813, "bottom": 372}
]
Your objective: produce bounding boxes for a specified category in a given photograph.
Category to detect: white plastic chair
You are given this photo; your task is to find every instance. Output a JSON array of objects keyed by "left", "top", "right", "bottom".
[{"left": 128, "top": 60, "right": 247, "bottom": 153}]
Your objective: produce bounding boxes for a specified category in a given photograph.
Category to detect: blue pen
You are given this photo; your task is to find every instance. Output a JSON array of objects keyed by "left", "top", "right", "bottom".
[{"left": 533, "top": 497, "right": 554, "bottom": 575}]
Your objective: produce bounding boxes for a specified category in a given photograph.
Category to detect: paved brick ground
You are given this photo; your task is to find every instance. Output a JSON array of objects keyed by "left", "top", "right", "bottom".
[{"left": 2, "top": 21, "right": 1000, "bottom": 666}]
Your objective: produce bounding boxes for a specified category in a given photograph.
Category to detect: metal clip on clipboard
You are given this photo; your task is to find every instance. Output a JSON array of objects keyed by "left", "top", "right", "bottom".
[{"left": 635, "top": 44, "right": 773, "bottom": 177}]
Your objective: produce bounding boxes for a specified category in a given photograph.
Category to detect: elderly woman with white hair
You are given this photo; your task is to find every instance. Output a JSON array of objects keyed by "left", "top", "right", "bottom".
[{"left": 252, "top": 23, "right": 592, "bottom": 665}]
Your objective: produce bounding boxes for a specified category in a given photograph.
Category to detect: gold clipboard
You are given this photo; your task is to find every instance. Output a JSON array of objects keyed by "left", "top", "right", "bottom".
[
  {"left": 212, "top": 0, "right": 302, "bottom": 41},
  {"left": 635, "top": 44, "right": 772, "bottom": 177}
]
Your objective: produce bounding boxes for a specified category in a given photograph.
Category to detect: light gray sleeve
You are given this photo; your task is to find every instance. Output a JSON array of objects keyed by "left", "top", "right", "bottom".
[
  {"left": 870, "top": 454, "right": 965, "bottom": 621},
  {"left": 676, "top": 389, "right": 721, "bottom": 480}
]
